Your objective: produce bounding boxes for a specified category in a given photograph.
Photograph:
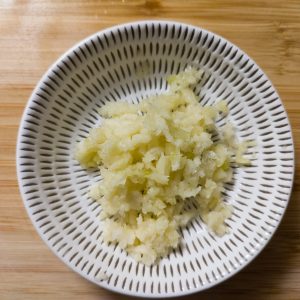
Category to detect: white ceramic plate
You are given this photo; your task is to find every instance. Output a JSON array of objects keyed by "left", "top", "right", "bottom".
[{"left": 16, "top": 21, "right": 294, "bottom": 297}]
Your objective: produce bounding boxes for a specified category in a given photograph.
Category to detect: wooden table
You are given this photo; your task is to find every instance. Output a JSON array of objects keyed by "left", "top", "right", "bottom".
[{"left": 1, "top": 1, "right": 299, "bottom": 299}]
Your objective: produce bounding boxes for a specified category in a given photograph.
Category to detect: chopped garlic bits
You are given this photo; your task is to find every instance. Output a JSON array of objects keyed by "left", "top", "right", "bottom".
[{"left": 75, "top": 67, "right": 248, "bottom": 265}]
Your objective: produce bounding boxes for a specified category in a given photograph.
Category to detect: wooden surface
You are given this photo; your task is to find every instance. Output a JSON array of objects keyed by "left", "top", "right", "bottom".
[{"left": 0, "top": 1, "right": 299, "bottom": 299}]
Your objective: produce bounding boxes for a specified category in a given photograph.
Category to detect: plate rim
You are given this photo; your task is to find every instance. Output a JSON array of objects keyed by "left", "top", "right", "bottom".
[{"left": 16, "top": 20, "right": 295, "bottom": 298}]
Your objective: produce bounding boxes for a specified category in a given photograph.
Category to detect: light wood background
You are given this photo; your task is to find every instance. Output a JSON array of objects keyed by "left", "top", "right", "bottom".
[{"left": 0, "top": 1, "right": 299, "bottom": 299}]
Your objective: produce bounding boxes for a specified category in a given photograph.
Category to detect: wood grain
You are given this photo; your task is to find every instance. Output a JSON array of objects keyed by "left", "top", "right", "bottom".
[{"left": 0, "top": 1, "right": 299, "bottom": 299}]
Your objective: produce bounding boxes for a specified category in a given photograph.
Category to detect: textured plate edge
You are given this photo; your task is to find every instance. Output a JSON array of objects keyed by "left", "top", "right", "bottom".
[{"left": 15, "top": 20, "right": 295, "bottom": 298}]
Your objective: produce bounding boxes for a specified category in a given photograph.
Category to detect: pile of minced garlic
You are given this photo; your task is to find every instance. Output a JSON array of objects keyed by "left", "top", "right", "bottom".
[{"left": 75, "top": 67, "right": 249, "bottom": 265}]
